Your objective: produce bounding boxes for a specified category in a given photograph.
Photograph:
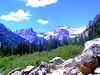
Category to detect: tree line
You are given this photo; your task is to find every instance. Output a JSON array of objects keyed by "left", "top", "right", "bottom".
[{"left": 0, "top": 35, "right": 68, "bottom": 57}]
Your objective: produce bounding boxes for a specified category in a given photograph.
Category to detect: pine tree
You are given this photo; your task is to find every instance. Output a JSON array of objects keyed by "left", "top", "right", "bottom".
[
  {"left": 62, "top": 36, "right": 68, "bottom": 46},
  {"left": 38, "top": 41, "right": 42, "bottom": 52}
]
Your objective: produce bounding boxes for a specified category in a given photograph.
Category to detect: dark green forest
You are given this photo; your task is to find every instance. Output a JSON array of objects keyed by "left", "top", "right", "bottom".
[{"left": 0, "top": 35, "right": 68, "bottom": 57}]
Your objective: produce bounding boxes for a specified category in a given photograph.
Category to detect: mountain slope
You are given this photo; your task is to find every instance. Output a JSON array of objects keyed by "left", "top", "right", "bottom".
[
  {"left": 13, "top": 28, "right": 42, "bottom": 43},
  {"left": 0, "top": 23, "right": 25, "bottom": 46},
  {"left": 13, "top": 25, "right": 86, "bottom": 42},
  {"left": 68, "top": 14, "right": 100, "bottom": 46},
  {"left": 42, "top": 25, "right": 86, "bottom": 40}
]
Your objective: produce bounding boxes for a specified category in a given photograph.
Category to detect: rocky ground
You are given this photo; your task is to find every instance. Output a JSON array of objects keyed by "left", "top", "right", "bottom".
[{"left": 1, "top": 38, "right": 100, "bottom": 75}]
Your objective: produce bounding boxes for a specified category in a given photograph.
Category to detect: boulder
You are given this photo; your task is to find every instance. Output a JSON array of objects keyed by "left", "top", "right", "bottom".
[
  {"left": 70, "top": 68, "right": 80, "bottom": 75},
  {"left": 29, "top": 67, "right": 47, "bottom": 75},
  {"left": 94, "top": 67, "right": 100, "bottom": 74},
  {"left": 76, "top": 55, "right": 98, "bottom": 74},
  {"left": 74, "top": 38, "right": 100, "bottom": 74},
  {"left": 77, "top": 72, "right": 84, "bottom": 75},
  {"left": 70, "top": 70, "right": 77, "bottom": 75},
  {"left": 38, "top": 69, "right": 47, "bottom": 75},
  {"left": 63, "top": 66, "right": 75, "bottom": 75},
  {"left": 84, "top": 38, "right": 100, "bottom": 51},
  {"left": 23, "top": 66, "right": 35, "bottom": 75},
  {"left": 49, "top": 57, "right": 65, "bottom": 64},
  {"left": 0, "top": 73, "right": 6, "bottom": 75},
  {"left": 48, "top": 64, "right": 55, "bottom": 69},
  {"left": 8, "top": 68, "right": 22, "bottom": 75},
  {"left": 61, "top": 58, "right": 76, "bottom": 69},
  {"left": 29, "top": 67, "right": 40, "bottom": 75},
  {"left": 40, "top": 62, "right": 48, "bottom": 68},
  {"left": 11, "top": 71, "right": 22, "bottom": 75}
]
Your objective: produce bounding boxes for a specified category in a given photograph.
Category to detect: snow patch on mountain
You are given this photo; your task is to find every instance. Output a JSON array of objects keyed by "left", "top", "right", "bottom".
[
  {"left": 41, "top": 25, "right": 86, "bottom": 40},
  {"left": 13, "top": 25, "right": 86, "bottom": 42}
]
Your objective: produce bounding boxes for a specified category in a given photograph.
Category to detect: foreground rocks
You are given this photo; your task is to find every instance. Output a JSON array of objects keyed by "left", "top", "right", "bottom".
[
  {"left": 49, "top": 57, "right": 65, "bottom": 64},
  {"left": 2, "top": 38, "right": 100, "bottom": 75}
]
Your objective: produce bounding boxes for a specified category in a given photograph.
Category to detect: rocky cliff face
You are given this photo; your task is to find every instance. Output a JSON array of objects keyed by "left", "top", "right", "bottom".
[{"left": 13, "top": 28, "right": 42, "bottom": 43}]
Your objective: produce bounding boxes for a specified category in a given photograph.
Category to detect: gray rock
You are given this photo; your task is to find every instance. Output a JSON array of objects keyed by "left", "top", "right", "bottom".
[
  {"left": 77, "top": 72, "right": 84, "bottom": 75},
  {"left": 94, "top": 67, "right": 100, "bottom": 74},
  {"left": 11, "top": 71, "right": 22, "bottom": 75},
  {"left": 29, "top": 67, "right": 47, "bottom": 75},
  {"left": 23, "top": 66, "right": 35, "bottom": 75},
  {"left": 0, "top": 73, "right": 6, "bottom": 75},
  {"left": 70, "top": 69, "right": 77, "bottom": 75},
  {"left": 29, "top": 67, "right": 40, "bottom": 75},
  {"left": 48, "top": 64, "right": 55, "bottom": 69},
  {"left": 40, "top": 62, "right": 48, "bottom": 68},
  {"left": 61, "top": 58, "right": 76, "bottom": 69},
  {"left": 63, "top": 66, "right": 75, "bottom": 75},
  {"left": 75, "top": 38, "right": 100, "bottom": 64},
  {"left": 49, "top": 57, "right": 65, "bottom": 64},
  {"left": 74, "top": 38, "right": 100, "bottom": 74},
  {"left": 8, "top": 68, "right": 22, "bottom": 75}
]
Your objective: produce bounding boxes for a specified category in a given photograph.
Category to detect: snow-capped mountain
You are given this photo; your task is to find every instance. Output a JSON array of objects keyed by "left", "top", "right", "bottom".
[
  {"left": 13, "top": 25, "right": 86, "bottom": 42},
  {"left": 37, "top": 25, "right": 86, "bottom": 40}
]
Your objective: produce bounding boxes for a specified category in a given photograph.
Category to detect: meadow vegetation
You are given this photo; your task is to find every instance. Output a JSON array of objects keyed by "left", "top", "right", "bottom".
[{"left": 0, "top": 45, "right": 83, "bottom": 74}]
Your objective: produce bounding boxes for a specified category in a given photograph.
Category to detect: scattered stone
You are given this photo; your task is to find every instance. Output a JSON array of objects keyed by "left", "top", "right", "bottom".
[
  {"left": 63, "top": 66, "right": 75, "bottom": 75},
  {"left": 8, "top": 68, "right": 22, "bottom": 75},
  {"left": 49, "top": 57, "right": 65, "bottom": 64},
  {"left": 61, "top": 58, "right": 76, "bottom": 69},
  {"left": 29, "top": 67, "right": 47, "bottom": 75},
  {"left": 23, "top": 66, "right": 35, "bottom": 75},
  {"left": 94, "top": 67, "right": 100, "bottom": 74},
  {"left": 48, "top": 64, "right": 55, "bottom": 69},
  {"left": 70, "top": 68, "right": 80, "bottom": 75},
  {"left": 29, "top": 67, "right": 40, "bottom": 75},
  {"left": 40, "top": 62, "right": 48, "bottom": 68},
  {"left": 0, "top": 73, "right": 6, "bottom": 75},
  {"left": 11, "top": 71, "right": 22, "bottom": 75},
  {"left": 38, "top": 69, "right": 47, "bottom": 75},
  {"left": 77, "top": 72, "right": 84, "bottom": 75},
  {"left": 87, "top": 73, "right": 93, "bottom": 75}
]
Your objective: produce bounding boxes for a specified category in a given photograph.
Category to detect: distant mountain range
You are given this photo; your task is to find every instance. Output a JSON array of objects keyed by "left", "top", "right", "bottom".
[
  {"left": 1, "top": 14, "right": 99, "bottom": 45},
  {"left": 13, "top": 25, "right": 86, "bottom": 43},
  {"left": 0, "top": 23, "right": 25, "bottom": 46}
]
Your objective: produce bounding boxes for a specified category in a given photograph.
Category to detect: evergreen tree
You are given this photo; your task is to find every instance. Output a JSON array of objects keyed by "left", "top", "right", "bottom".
[
  {"left": 38, "top": 41, "right": 42, "bottom": 52},
  {"left": 42, "top": 37, "right": 48, "bottom": 51},
  {"left": 62, "top": 36, "right": 68, "bottom": 46}
]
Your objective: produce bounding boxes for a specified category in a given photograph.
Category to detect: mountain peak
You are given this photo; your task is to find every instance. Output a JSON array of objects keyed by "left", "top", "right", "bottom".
[{"left": 27, "top": 28, "right": 33, "bottom": 32}]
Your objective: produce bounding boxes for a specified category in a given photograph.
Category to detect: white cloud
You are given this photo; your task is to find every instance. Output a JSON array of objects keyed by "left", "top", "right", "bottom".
[
  {"left": 0, "top": 9, "right": 30, "bottom": 21},
  {"left": 21, "top": 0, "right": 58, "bottom": 7},
  {"left": 38, "top": 19, "right": 49, "bottom": 25}
]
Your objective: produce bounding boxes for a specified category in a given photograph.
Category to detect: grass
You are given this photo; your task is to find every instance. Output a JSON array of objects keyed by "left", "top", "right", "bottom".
[{"left": 0, "top": 45, "right": 83, "bottom": 74}]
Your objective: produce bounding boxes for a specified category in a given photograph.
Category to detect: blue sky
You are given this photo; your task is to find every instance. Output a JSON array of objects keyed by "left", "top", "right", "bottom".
[{"left": 0, "top": 0, "right": 100, "bottom": 33}]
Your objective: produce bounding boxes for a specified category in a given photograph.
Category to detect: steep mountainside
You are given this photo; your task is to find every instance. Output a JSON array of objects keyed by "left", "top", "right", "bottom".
[
  {"left": 13, "top": 28, "right": 42, "bottom": 43},
  {"left": 69, "top": 14, "right": 100, "bottom": 46},
  {"left": 0, "top": 23, "right": 25, "bottom": 46},
  {"left": 13, "top": 25, "right": 86, "bottom": 42}
]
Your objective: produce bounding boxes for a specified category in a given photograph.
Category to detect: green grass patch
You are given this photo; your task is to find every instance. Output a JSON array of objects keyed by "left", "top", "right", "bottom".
[{"left": 0, "top": 45, "right": 83, "bottom": 74}]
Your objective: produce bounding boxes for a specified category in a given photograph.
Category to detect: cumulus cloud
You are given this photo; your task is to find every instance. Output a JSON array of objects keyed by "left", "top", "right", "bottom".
[
  {"left": 21, "top": 0, "right": 58, "bottom": 7},
  {"left": 0, "top": 9, "right": 30, "bottom": 21},
  {"left": 38, "top": 19, "right": 49, "bottom": 25}
]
